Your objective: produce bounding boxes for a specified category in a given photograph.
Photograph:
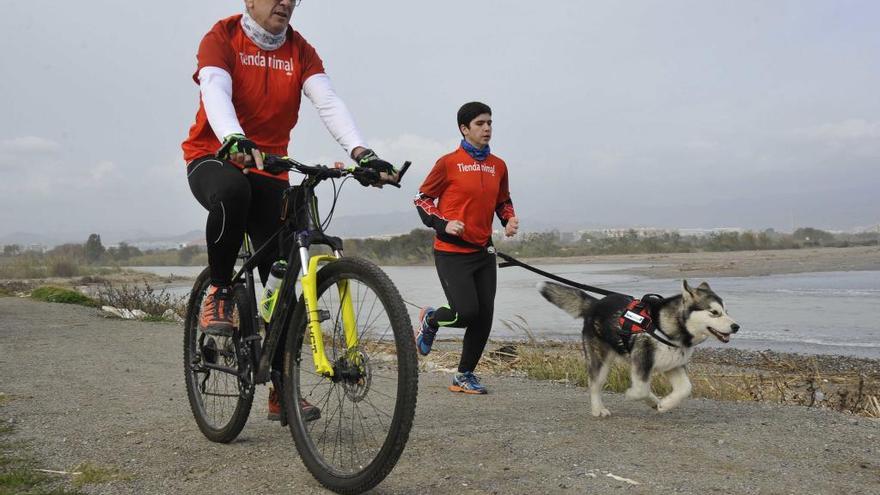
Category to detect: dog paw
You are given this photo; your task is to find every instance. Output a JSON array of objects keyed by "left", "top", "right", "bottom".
[
  {"left": 656, "top": 399, "right": 678, "bottom": 413},
  {"left": 591, "top": 407, "right": 611, "bottom": 418}
]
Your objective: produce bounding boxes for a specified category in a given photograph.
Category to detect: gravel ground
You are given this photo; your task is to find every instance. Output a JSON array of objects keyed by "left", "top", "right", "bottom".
[{"left": 1, "top": 297, "right": 878, "bottom": 494}]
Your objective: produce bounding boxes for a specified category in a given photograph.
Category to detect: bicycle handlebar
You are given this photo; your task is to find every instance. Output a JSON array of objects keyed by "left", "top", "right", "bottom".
[{"left": 226, "top": 153, "right": 411, "bottom": 188}]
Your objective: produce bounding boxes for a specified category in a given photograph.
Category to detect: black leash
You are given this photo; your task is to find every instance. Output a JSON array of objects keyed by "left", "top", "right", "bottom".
[
  {"left": 437, "top": 234, "right": 678, "bottom": 347},
  {"left": 436, "top": 232, "right": 627, "bottom": 298},
  {"left": 495, "top": 251, "right": 626, "bottom": 298},
  {"left": 494, "top": 250, "right": 679, "bottom": 348}
]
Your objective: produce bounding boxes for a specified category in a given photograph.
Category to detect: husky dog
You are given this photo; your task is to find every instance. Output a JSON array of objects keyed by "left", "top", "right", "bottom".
[{"left": 538, "top": 280, "right": 739, "bottom": 416}]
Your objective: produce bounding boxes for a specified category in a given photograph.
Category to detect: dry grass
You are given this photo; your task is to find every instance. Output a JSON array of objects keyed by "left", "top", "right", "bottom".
[
  {"left": 425, "top": 332, "right": 880, "bottom": 418},
  {"left": 0, "top": 254, "right": 118, "bottom": 279},
  {"left": 96, "top": 281, "right": 186, "bottom": 322},
  {"left": 71, "top": 462, "right": 132, "bottom": 487}
]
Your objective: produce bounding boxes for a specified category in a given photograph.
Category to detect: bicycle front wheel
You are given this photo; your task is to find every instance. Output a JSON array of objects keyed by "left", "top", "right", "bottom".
[
  {"left": 183, "top": 267, "right": 256, "bottom": 443},
  {"left": 283, "top": 257, "right": 418, "bottom": 494}
]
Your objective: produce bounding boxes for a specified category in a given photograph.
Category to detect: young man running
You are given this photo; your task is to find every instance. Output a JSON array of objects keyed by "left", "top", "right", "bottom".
[{"left": 413, "top": 102, "right": 519, "bottom": 394}]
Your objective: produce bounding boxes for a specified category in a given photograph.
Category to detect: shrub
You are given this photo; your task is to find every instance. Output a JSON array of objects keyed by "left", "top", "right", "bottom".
[
  {"left": 48, "top": 256, "right": 80, "bottom": 277},
  {"left": 0, "top": 255, "right": 45, "bottom": 279},
  {"left": 30, "top": 286, "right": 98, "bottom": 306},
  {"left": 97, "top": 281, "right": 185, "bottom": 321}
]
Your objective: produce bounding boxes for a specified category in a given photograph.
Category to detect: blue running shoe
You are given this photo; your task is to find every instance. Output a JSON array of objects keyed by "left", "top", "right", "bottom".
[
  {"left": 415, "top": 306, "right": 437, "bottom": 356},
  {"left": 449, "top": 371, "right": 487, "bottom": 395}
]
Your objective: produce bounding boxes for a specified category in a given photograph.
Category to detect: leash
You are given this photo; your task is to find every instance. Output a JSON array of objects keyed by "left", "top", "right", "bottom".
[
  {"left": 494, "top": 250, "right": 680, "bottom": 348},
  {"left": 422, "top": 234, "right": 680, "bottom": 348},
  {"left": 434, "top": 232, "right": 627, "bottom": 298},
  {"left": 495, "top": 251, "right": 626, "bottom": 298}
]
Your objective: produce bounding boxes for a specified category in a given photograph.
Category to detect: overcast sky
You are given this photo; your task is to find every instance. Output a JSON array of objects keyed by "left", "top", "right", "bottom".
[{"left": 1, "top": 0, "right": 878, "bottom": 242}]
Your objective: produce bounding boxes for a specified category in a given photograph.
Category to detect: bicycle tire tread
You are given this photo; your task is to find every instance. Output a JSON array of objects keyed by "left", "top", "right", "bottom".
[
  {"left": 183, "top": 267, "right": 255, "bottom": 443},
  {"left": 284, "top": 257, "right": 418, "bottom": 494}
]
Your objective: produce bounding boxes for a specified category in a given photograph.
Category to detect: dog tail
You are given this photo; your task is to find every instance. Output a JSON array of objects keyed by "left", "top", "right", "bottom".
[{"left": 537, "top": 281, "right": 596, "bottom": 319}]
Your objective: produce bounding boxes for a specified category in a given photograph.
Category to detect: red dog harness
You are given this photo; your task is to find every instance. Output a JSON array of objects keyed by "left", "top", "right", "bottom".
[
  {"left": 616, "top": 295, "right": 678, "bottom": 351},
  {"left": 620, "top": 299, "right": 652, "bottom": 331}
]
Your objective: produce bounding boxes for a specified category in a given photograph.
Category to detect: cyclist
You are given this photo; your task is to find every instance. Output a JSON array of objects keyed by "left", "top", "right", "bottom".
[
  {"left": 181, "top": 0, "right": 397, "bottom": 421},
  {"left": 413, "top": 101, "right": 519, "bottom": 394}
]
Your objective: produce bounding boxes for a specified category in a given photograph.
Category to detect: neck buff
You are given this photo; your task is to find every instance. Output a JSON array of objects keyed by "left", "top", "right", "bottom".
[
  {"left": 241, "top": 11, "right": 287, "bottom": 51},
  {"left": 461, "top": 139, "right": 490, "bottom": 161}
]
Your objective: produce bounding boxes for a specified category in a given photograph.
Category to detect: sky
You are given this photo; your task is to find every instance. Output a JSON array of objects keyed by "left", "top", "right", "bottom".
[{"left": 1, "top": 0, "right": 878, "bottom": 243}]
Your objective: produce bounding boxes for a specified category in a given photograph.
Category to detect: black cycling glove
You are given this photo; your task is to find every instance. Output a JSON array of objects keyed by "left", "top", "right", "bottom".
[
  {"left": 219, "top": 133, "right": 260, "bottom": 161},
  {"left": 356, "top": 149, "right": 396, "bottom": 175}
]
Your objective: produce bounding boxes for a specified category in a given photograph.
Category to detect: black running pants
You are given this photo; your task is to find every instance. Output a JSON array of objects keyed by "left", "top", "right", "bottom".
[{"left": 429, "top": 250, "right": 497, "bottom": 373}]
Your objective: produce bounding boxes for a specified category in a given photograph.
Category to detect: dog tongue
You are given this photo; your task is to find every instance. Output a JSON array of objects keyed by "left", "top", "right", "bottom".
[{"left": 711, "top": 329, "right": 730, "bottom": 343}]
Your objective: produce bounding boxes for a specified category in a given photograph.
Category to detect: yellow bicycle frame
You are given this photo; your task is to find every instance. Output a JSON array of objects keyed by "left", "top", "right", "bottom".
[{"left": 300, "top": 255, "right": 358, "bottom": 377}]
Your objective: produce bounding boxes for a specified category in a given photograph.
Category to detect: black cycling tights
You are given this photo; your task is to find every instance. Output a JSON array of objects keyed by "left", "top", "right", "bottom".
[
  {"left": 187, "top": 156, "right": 288, "bottom": 287},
  {"left": 428, "top": 250, "right": 497, "bottom": 373}
]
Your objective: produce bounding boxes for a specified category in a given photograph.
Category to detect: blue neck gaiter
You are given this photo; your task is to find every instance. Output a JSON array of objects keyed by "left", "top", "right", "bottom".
[{"left": 461, "top": 139, "right": 490, "bottom": 161}]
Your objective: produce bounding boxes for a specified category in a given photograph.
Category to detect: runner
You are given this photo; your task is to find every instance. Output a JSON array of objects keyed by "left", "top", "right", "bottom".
[{"left": 413, "top": 101, "right": 519, "bottom": 394}]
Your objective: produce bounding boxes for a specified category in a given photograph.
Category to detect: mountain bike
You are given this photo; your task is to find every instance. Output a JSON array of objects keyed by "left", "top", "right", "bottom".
[{"left": 183, "top": 155, "right": 417, "bottom": 494}]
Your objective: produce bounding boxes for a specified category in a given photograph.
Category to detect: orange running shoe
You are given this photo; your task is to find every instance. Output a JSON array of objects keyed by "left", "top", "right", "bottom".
[
  {"left": 268, "top": 387, "right": 321, "bottom": 422},
  {"left": 198, "top": 285, "right": 234, "bottom": 336}
]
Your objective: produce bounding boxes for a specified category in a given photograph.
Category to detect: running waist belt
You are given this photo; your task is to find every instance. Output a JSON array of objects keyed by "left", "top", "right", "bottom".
[{"left": 435, "top": 232, "right": 496, "bottom": 254}]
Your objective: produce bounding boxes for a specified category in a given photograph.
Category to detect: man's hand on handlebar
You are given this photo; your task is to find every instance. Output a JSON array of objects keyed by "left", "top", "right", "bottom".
[
  {"left": 220, "top": 133, "right": 264, "bottom": 172},
  {"left": 353, "top": 148, "right": 399, "bottom": 188}
]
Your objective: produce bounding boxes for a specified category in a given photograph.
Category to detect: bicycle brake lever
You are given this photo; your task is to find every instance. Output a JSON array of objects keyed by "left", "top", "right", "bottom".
[
  {"left": 383, "top": 161, "right": 411, "bottom": 188},
  {"left": 397, "top": 161, "right": 412, "bottom": 182}
]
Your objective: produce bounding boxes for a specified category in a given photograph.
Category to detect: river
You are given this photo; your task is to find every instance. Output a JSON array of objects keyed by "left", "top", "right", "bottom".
[{"left": 132, "top": 263, "right": 880, "bottom": 359}]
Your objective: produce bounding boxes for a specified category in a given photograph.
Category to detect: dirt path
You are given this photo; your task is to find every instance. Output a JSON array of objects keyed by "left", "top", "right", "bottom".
[{"left": 1, "top": 297, "right": 878, "bottom": 494}]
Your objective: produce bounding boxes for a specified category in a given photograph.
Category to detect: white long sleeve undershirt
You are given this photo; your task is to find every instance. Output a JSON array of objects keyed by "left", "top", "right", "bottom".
[
  {"left": 302, "top": 73, "right": 367, "bottom": 156},
  {"left": 198, "top": 67, "right": 243, "bottom": 141},
  {"left": 198, "top": 67, "right": 367, "bottom": 156}
]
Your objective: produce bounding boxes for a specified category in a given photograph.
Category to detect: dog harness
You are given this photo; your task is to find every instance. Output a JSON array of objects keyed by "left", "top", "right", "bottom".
[{"left": 616, "top": 295, "right": 679, "bottom": 352}]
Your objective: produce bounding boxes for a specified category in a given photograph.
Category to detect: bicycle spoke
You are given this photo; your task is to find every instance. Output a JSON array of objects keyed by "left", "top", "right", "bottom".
[
  {"left": 315, "top": 383, "right": 343, "bottom": 455},
  {"left": 288, "top": 258, "right": 416, "bottom": 486},
  {"left": 184, "top": 277, "right": 254, "bottom": 443}
]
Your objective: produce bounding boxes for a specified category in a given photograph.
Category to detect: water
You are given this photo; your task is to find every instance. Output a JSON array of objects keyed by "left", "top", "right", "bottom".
[{"left": 133, "top": 264, "right": 880, "bottom": 359}]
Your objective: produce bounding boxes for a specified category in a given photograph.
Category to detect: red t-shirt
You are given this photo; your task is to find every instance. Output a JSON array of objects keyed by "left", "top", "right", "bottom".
[
  {"left": 419, "top": 147, "right": 512, "bottom": 253},
  {"left": 181, "top": 15, "right": 325, "bottom": 180}
]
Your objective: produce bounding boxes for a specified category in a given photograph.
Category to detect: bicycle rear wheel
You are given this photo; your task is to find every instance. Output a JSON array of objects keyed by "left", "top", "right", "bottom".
[
  {"left": 283, "top": 257, "right": 418, "bottom": 494},
  {"left": 183, "top": 267, "right": 256, "bottom": 443}
]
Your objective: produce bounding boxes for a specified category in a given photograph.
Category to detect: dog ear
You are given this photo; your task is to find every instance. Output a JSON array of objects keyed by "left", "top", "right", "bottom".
[
  {"left": 682, "top": 280, "right": 696, "bottom": 301},
  {"left": 697, "top": 281, "right": 711, "bottom": 291}
]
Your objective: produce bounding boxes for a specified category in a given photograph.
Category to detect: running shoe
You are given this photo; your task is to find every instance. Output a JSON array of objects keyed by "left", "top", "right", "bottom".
[
  {"left": 415, "top": 306, "right": 438, "bottom": 356},
  {"left": 268, "top": 387, "right": 321, "bottom": 422},
  {"left": 449, "top": 371, "right": 488, "bottom": 395},
  {"left": 198, "top": 285, "right": 234, "bottom": 336}
]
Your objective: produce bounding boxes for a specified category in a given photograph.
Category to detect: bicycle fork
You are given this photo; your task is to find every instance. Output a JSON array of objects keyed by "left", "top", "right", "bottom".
[{"left": 299, "top": 249, "right": 358, "bottom": 378}]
